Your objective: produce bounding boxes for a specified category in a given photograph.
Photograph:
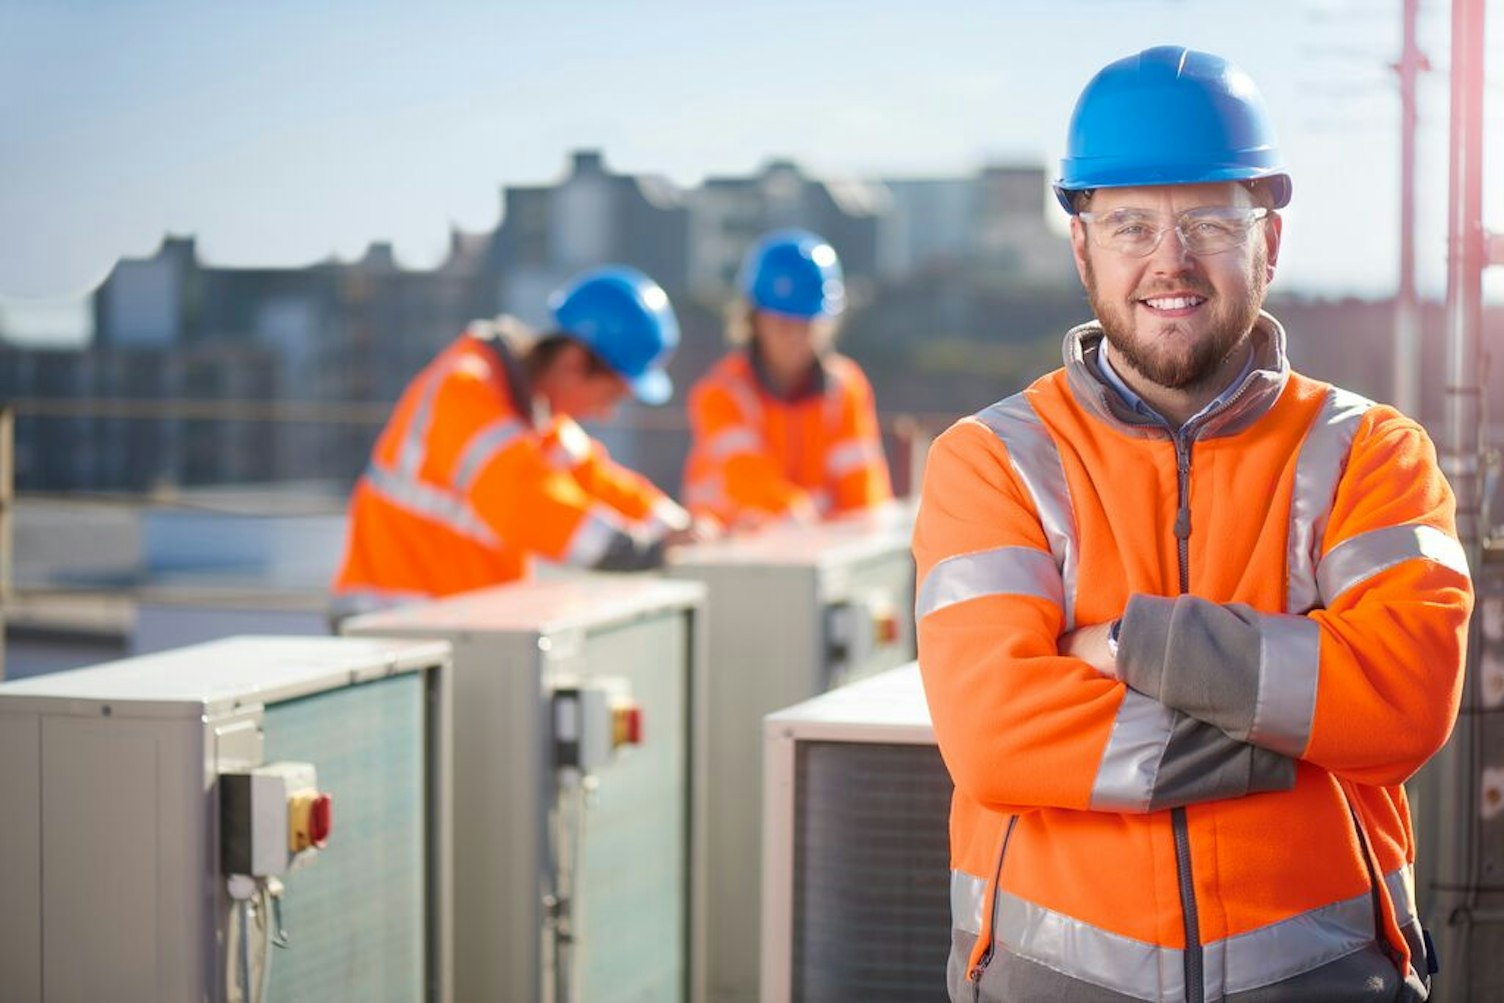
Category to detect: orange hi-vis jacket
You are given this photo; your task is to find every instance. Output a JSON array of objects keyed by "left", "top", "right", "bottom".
[
  {"left": 332, "top": 331, "right": 686, "bottom": 613},
  {"left": 913, "top": 313, "right": 1473, "bottom": 1002},
  {"left": 681, "top": 348, "right": 892, "bottom": 529}
]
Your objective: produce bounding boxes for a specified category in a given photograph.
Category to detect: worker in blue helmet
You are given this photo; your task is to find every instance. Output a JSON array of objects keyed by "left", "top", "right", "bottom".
[
  {"left": 681, "top": 229, "right": 892, "bottom": 531},
  {"left": 916, "top": 46, "right": 1467, "bottom": 1002},
  {"left": 333, "top": 266, "right": 714, "bottom": 619}
]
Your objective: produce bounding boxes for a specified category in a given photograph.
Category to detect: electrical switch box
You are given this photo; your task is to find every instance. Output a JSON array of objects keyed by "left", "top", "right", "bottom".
[
  {"left": 221, "top": 761, "right": 330, "bottom": 877},
  {"left": 553, "top": 679, "right": 641, "bottom": 774}
]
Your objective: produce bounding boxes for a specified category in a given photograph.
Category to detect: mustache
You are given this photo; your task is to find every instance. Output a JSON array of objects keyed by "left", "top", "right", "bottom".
[{"left": 1133, "top": 280, "right": 1215, "bottom": 300}]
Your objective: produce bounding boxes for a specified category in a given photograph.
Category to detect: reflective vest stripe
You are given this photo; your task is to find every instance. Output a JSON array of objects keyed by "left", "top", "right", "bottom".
[
  {"left": 916, "top": 546, "right": 1063, "bottom": 621},
  {"left": 1089, "top": 689, "right": 1178, "bottom": 813},
  {"left": 563, "top": 506, "right": 626, "bottom": 567},
  {"left": 1246, "top": 615, "right": 1322, "bottom": 758},
  {"left": 826, "top": 438, "right": 880, "bottom": 477},
  {"left": 1287, "top": 388, "right": 1374, "bottom": 614},
  {"left": 363, "top": 463, "right": 499, "bottom": 548},
  {"left": 398, "top": 353, "right": 468, "bottom": 477},
  {"left": 951, "top": 866, "right": 1415, "bottom": 1000},
  {"left": 451, "top": 417, "right": 525, "bottom": 491},
  {"left": 706, "top": 426, "right": 761, "bottom": 461},
  {"left": 1318, "top": 523, "right": 1471, "bottom": 607},
  {"left": 972, "top": 396, "right": 1080, "bottom": 631}
]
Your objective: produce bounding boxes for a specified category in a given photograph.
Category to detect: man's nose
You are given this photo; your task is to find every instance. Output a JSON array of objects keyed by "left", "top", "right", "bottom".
[{"left": 1148, "top": 224, "right": 1195, "bottom": 268}]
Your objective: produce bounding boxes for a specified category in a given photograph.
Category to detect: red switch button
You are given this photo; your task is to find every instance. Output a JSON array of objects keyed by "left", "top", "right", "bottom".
[{"left": 309, "top": 793, "right": 333, "bottom": 848}]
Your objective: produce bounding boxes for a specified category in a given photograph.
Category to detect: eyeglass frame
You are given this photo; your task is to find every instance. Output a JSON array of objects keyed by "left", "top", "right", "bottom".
[{"left": 1076, "top": 205, "right": 1271, "bottom": 258}]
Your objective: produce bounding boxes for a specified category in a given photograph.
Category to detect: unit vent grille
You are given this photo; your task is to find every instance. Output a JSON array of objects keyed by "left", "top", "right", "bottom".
[{"left": 792, "top": 740, "right": 953, "bottom": 1001}]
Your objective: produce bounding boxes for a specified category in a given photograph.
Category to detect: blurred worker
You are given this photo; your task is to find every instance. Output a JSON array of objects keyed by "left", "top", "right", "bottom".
[
  {"left": 913, "top": 46, "right": 1473, "bottom": 1001},
  {"left": 681, "top": 228, "right": 892, "bottom": 531},
  {"left": 332, "top": 266, "right": 706, "bottom": 618}
]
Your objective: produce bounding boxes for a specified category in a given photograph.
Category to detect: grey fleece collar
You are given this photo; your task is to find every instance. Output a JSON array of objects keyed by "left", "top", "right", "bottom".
[{"left": 1061, "top": 310, "right": 1292, "bottom": 440}]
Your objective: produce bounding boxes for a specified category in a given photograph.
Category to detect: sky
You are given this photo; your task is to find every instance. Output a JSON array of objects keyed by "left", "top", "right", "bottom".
[{"left": 1, "top": 0, "right": 1500, "bottom": 344}]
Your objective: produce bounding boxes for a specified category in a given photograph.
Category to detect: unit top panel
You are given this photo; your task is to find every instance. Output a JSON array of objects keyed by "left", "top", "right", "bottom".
[
  {"left": 764, "top": 662, "right": 932, "bottom": 743},
  {"left": 0, "top": 635, "right": 450, "bottom": 717},
  {"left": 343, "top": 573, "right": 705, "bottom": 638},
  {"left": 669, "top": 501, "right": 916, "bottom": 570}
]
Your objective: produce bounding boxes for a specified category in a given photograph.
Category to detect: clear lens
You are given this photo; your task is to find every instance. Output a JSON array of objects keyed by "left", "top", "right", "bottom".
[{"left": 1081, "top": 207, "right": 1268, "bottom": 257}]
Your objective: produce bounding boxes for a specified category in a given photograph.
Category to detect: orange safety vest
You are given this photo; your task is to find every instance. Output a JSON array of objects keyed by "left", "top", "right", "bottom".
[
  {"left": 332, "top": 332, "right": 683, "bottom": 612},
  {"left": 913, "top": 313, "right": 1473, "bottom": 1001},
  {"left": 681, "top": 349, "right": 892, "bottom": 529}
]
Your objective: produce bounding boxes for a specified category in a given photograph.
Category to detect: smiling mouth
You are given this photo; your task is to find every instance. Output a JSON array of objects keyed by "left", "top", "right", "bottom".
[{"left": 1139, "top": 295, "right": 1208, "bottom": 311}]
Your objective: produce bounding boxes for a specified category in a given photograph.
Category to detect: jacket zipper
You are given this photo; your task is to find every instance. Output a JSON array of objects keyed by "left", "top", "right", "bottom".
[
  {"left": 969, "top": 815, "right": 1019, "bottom": 997},
  {"left": 1172, "top": 433, "right": 1203, "bottom": 1003}
]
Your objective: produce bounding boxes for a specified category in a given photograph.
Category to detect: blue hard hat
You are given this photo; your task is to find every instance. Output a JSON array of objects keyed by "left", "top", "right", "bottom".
[
  {"left": 739, "top": 229, "right": 845, "bottom": 320},
  {"left": 1054, "top": 46, "right": 1291, "bottom": 214},
  {"left": 549, "top": 266, "right": 679, "bottom": 405}
]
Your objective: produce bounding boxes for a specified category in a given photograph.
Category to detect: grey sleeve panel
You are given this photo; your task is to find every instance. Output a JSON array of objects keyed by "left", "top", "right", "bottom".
[
  {"left": 1119, "top": 594, "right": 1320, "bottom": 758},
  {"left": 1090, "top": 689, "right": 1296, "bottom": 813},
  {"left": 1147, "top": 714, "right": 1297, "bottom": 811},
  {"left": 591, "top": 531, "right": 666, "bottom": 572}
]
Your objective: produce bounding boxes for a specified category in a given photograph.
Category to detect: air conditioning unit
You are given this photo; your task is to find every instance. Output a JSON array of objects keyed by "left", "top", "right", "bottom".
[
  {"left": 761, "top": 663, "right": 952, "bottom": 1002},
  {"left": 0, "top": 635, "right": 453, "bottom": 1003},
  {"left": 666, "top": 502, "right": 917, "bottom": 1003},
  {"left": 342, "top": 574, "right": 706, "bottom": 1003}
]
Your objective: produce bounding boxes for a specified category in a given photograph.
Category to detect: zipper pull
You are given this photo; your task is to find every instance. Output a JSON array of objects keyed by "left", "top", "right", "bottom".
[{"left": 1174, "top": 507, "right": 1191, "bottom": 540}]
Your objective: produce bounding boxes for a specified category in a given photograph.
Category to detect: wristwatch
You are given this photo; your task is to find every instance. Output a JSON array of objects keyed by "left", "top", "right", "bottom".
[{"left": 1106, "top": 618, "right": 1122, "bottom": 662}]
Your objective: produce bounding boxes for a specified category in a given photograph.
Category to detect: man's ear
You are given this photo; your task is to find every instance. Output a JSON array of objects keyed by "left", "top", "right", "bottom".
[
  {"left": 1069, "top": 216, "right": 1092, "bottom": 286},
  {"left": 1263, "top": 210, "right": 1283, "bottom": 282}
]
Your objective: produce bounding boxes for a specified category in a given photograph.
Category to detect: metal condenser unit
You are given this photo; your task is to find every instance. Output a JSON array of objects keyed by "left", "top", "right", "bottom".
[
  {"left": 761, "top": 663, "right": 951, "bottom": 1002},
  {"left": 342, "top": 574, "right": 706, "bottom": 1003},
  {"left": 666, "top": 503, "right": 917, "bottom": 1002},
  {"left": 0, "top": 634, "right": 454, "bottom": 1003}
]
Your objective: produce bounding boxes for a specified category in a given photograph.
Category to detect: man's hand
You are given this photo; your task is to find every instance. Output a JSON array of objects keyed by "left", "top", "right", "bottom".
[
  {"left": 1059, "top": 621, "right": 1119, "bottom": 679},
  {"left": 663, "top": 515, "right": 722, "bottom": 549}
]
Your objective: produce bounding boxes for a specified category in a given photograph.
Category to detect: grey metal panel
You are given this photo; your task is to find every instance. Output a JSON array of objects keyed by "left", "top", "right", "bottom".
[
  {"left": 0, "top": 712, "right": 41, "bottom": 1000},
  {"left": 40, "top": 713, "right": 207, "bottom": 1002},
  {"left": 262, "top": 674, "right": 429, "bottom": 1001}
]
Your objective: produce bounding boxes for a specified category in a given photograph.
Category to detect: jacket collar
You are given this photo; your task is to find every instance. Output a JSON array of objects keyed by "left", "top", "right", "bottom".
[
  {"left": 467, "top": 327, "right": 537, "bottom": 427},
  {"left": 1062, "top": 310, "right": 1291, "bottom": 440},
  {"left": 747, "top": 344, "right": 831, "bottom": 403}
]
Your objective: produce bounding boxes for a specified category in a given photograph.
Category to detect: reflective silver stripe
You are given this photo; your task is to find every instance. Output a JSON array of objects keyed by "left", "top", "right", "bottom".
[
  {"left": 707, "top": 426, "right": 760, "bottom": 461},
  {"left": 997, "top": 889, "right": 1183, "bottom": 1001},
  {"left": 972, "top": 883, "right": 1389, "bottom": 1001},
  {"left": 644, "top": 496, "right": 691, "bottom": 535},
  {"left": 1247, "top": 615, "right": 1322, "bottom": 758},
  {"left": 1318, "top": 523, "right": 1472, "bottom": 606},
  {"left": 916, "top": 546, "right": 1063, "bottom": 621},
  {"left": 398, "top": 352, "right": 468, "bottom": 476},
  {"left": 826, "top": 438, "right": 878, "bottom": 477},
  {"left": 548, "top": 419, "right": 593, "bottom": 470},
  {"left": 951, "top": 869, "right": 988, "bottom": 936},
  {"left": 972, "top": 396, "right": 1079, "bottom": 630},
  {"left": 1089, "top": 689, "right": 1176, "bottom": 813},
  {"left": 1385, "top": 866, "right": 1417, "bottom": 926},
  {"left": 728, "top": 378, "right": 763, "bottom": 424},
  {"left": 364, "top": 464, "right": 500, "bottom": 548},
  {"left": 1215, "top": 889, "right": 1374, "bottom": 994},
  {"left": 563, "top": 506, "right": 626, "bottom": 566},
  {"left": 1287, "top": 388, "right": 1373, "bottom": 613},
  {"left": 450, "top": 417, "right": 525, "bottom": 491}
]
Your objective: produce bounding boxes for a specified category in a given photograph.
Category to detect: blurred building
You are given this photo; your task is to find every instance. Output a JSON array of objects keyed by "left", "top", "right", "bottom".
[{"left": 9, "top": 149, "right": 1088, "bottom": 492}]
